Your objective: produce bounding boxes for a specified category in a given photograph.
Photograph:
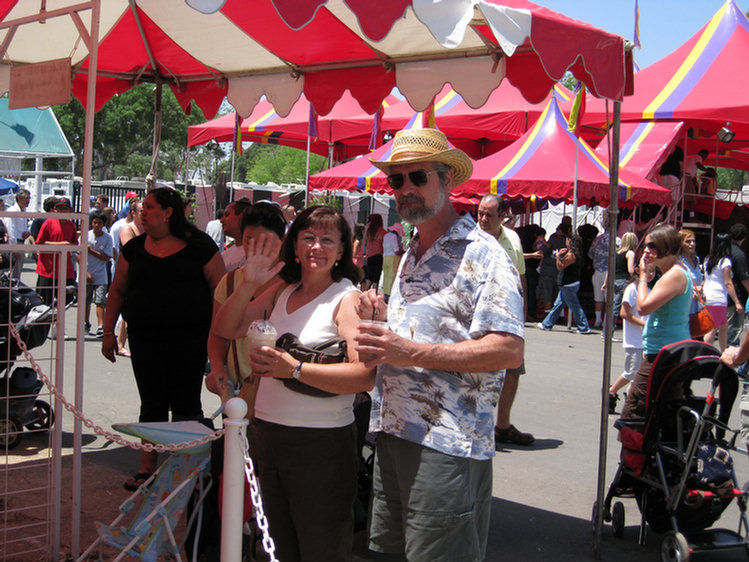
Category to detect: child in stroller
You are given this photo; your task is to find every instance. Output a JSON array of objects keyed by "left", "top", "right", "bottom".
[
  {"left": 0, "top": 274, "right": 55, "bottom": 449},
  {"left": 599, "top": 340, "right": 748, "bottom": 562}
]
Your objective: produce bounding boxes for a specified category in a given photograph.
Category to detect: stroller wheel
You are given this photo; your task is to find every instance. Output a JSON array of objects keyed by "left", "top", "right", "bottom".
[
  {"left": 26, "top": 400, "right": 54, "bottom": 431},
  {"left": 661, "top": 531, "right": 690, "bottom": 562},
  {"left": 611, "top": 501, "right": 625, "bottom": 538},
  {"left": 0, "top": 415, "right": 22, "bottom": 449}
]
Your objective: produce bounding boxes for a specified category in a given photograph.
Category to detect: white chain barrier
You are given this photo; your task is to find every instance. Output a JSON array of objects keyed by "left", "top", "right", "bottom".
[
  {"left": 240, "top": 427, "right": 278, "bottom": 561},
  {"left": 10, "top": 320, "right": 279, "bottom": 560},
  {"left": 8, "top": 321, "right": 224, "bottom": 452}
]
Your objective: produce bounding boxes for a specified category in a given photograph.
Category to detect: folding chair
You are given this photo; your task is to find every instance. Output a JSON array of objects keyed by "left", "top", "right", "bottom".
[{"left": 77, "top": 421, "right": 214, "bottom": 562}]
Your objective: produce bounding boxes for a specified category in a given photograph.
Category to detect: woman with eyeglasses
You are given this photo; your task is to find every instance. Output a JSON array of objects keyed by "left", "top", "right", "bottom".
[
  {"left": 101, "top": 187, "right": 225, "bottom": 491},
  {"left": 214, "top": 205, "right": 374, "bottom": 562},
  {"left": 621, "top": 223, "right": 693, "bottom": 418}
]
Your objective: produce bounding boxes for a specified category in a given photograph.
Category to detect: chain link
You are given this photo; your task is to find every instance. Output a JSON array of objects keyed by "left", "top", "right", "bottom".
[
  {"left": 9, "top": 321, "right": 225, "bottom": 452},
  {"left": 240, "top": 431, "right": 278, "bottom": 562}
]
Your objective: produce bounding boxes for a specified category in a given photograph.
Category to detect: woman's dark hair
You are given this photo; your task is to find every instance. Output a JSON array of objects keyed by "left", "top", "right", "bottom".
[
  {"left": 147, "top": 187, "right": 197, "bottom": 241},
  {"left": 279, "top": 206, "right": 362, "bottom": 284},
  {"left": 366, "top": 213, "right": 383, "bottom": 241},
  {"left": 706, "top": 233, "right": 733, "bottom": 275},
  {"left": 242, "top": 202, "right": 287, "bottom": 240},
  {"left": 647, "top": 223, "right": 682, "bottom": 258}
]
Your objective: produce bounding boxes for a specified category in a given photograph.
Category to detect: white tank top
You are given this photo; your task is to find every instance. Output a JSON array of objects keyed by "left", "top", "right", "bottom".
[{"left": 254, "top": 278, "right": 359, "bottom": 428}]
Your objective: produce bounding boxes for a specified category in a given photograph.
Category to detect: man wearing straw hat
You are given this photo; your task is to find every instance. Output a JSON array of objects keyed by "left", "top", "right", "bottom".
[{"left": 356, "top": 128, "right": 524, "bottom": 561}]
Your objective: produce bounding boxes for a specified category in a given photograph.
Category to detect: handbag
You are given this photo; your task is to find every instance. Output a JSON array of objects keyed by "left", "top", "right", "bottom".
[
  {"left": 689, "top": 295, "right": 715, "bottom": 338},
  {"left": 275, "top": 332, "right": 347, "bottom": 397}
]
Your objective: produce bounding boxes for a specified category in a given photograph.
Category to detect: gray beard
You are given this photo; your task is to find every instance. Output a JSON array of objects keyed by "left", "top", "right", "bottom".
[{"left": 396, "top": 186, "right": 446, "bottom": 224}]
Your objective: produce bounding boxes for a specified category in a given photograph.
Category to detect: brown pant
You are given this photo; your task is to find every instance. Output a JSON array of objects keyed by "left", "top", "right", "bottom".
[{"left": 621, "top": 354, "right": 657, "bottom": 418}]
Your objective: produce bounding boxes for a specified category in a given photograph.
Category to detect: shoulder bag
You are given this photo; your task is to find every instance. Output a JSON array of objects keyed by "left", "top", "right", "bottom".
[{"left": 275, "top": 332, "right": 348, "bottom": 397}]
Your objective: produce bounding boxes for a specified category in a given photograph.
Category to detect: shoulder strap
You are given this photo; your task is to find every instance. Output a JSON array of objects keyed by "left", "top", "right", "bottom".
[{"left": 227, "top": 269, "right": 242, "bottom": 378}]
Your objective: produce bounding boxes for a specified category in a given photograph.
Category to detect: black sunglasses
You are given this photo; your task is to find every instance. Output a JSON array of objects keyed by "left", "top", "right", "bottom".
[{"left": 387, "top": 170, "right": 437, "bottom": 190}]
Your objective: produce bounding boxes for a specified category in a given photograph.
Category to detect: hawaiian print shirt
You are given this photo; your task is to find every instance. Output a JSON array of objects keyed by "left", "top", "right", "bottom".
[
  {"left": 588, "top": 231, "right": 610, "bottom": 272},
  {"left": 369, "top": 215, "right": 524, "bottom": 460}
]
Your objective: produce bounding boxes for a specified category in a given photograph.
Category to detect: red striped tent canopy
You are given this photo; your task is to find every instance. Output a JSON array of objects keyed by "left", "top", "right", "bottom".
[{"left": 571, "top": 0, "right": 749, "bottom": 154}]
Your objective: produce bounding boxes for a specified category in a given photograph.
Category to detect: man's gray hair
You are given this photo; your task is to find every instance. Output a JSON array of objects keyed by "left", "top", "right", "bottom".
[{"left": 16, "top": 188, "right": 30, "bottom": 201}]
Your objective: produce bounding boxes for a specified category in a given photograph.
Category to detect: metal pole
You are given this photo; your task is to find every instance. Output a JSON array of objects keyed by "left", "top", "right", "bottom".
[
  {"left": 594, "top": 100, "right": 621, "bottom": 559},
  {"left": 221, "top": 398, "right": 249, "bottom": 562},
  {"left": 72, "top": 1, "right": 99, "bottom": 558}
]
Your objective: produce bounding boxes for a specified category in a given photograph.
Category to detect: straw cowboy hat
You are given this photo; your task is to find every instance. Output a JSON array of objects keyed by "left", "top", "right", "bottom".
[{"left": 370, "top": 128, "right": 473, "bottom": 187}]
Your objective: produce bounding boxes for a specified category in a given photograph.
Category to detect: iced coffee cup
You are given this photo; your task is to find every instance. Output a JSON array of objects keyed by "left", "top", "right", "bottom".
[
  {"left": 246, "top": 319, "right": 278, "bottom": 352},
  {"left": 357, "top": 319, "right": 387, "bottom": 363}
]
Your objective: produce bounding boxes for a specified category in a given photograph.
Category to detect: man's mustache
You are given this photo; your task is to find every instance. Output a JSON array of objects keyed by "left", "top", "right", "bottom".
[{"left": 397, "top": 194, "right": 424, "bottom": 205}]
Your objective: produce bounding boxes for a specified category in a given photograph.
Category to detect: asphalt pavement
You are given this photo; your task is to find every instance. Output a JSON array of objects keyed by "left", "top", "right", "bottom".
[{"left": 8, "top": 273, "right": 749, "bottom": 561}]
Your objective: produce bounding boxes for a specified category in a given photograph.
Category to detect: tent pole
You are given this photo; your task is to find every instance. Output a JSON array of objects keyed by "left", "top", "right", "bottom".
[
  {"left": 573, "top": 136, "right": 580, "bottom": 230},
  {"left": 72, "top": 1, "right": 100, "bottom": 559},
  {"left": 594, "top": 99, "right": 621, "bottom": 560},
  {"left": 146, "top": 80, "right": 163, "bottom": 191},
  {"left": 305, "top": 134, "right": 311, "bottom": 208}
]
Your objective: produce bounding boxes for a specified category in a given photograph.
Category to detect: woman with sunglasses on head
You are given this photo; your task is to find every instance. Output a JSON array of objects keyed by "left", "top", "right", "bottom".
[
  {"left": 101, "top": 187, "right": 226, "bottom": 491},
  {"left": 621, "top": 223, "right": 693, "bottom": 418},
  {"left": 214, "top": 205, "right": 374, "bottom": 562}
]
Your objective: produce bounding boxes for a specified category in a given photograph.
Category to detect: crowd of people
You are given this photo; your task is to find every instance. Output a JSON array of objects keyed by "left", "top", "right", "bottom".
[{"left": 6, "top": 125, "right": 749, "bottom": 561}]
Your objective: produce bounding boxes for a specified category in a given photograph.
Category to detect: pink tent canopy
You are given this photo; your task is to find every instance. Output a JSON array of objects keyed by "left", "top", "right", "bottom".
[
  {"left": 0, "top": 0, "right": 632, "bottom": 119},
  {"left": 594, "top": 121, "right": 684, "bottom": 181},
  {"left": 453, "top": 98, "right": 671, "bottom": 206}
]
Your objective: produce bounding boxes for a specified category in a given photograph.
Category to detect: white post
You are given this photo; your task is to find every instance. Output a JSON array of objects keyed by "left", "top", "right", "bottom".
[{"left": 221, "top": 397, "right": 249, "bottom": 562}]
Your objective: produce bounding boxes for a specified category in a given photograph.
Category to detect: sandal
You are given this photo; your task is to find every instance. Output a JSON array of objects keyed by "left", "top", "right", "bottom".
[
  {"left": 123, "top": 472, "right": 152, "bottom": 491},
  {"left": 116, "top": 349, "right": 131, "bottom": 357}
]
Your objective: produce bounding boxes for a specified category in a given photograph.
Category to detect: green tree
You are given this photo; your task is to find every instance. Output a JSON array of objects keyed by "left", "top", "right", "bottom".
[
  {"left": 226, "top": 144, "right": 326, "bottom": 185},
  {"left": 52, "top": 84, "right": 206, "bottom": 181}
]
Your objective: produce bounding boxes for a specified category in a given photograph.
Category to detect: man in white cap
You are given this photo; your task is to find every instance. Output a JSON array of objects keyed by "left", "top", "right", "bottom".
[{"left": 356, "top": 128, "right": 524, "bottom": 562}]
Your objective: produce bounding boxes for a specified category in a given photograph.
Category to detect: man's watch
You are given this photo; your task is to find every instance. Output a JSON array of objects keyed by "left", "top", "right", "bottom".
[{"left": 292, "top": 361, "right": 303, "bottom": 380}]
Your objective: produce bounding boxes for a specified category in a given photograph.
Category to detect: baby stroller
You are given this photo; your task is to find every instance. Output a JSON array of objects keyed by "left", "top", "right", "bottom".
[
  {"left": 598, "top": 340, "right": 749, "bottom": 562},
  {"left": 0, "top": 274, "right": 55, "bottom": 449}
]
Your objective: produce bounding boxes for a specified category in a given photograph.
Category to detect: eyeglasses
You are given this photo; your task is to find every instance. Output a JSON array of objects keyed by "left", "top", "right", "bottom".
[
  {"left": 299, "top": 234, "right": 339, "bottom": 248},
  {"left": 645, "top": 242, "right": 657, "bottom": 250},
  {"left": 387, "top": 170, "right": 438, "bottom": 190}
]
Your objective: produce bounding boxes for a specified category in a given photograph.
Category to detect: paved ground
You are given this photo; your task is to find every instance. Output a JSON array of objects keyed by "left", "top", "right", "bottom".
[{"left": 5, "top": 272, "right": 749, "bottom": 561}]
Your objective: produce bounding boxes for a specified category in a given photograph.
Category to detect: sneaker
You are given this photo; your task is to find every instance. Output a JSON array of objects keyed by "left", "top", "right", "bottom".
[
  {"left": 95, "top": 326, "right": 104, "bottom": 338},
  {"left": 576, "top": 328, "right": 591, "bottom": 335},
  {"left": 536, "top": 322, "right": 551, "bottom": 331},
  {"left": 608, "top": 393, "right": 619, "bottom": 415},
  {"left": 495, "top": 424, "right": 535, "bottom": 445},
  {"left": 85, "top": 322, "right": 91, "bottom": 332},
  {"left": 592, "top": 322, "right": 603, "bottom": 330},
  {"left": 611, "top": 336, "right": 622, "bottom": 343}
]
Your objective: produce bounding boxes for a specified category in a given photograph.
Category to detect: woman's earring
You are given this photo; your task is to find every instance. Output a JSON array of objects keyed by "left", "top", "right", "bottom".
[
  {"left": 295, "top": 257, "right": 300, "bottom": 263},
  {"left": 334, "top": 261, "right": 339, "bottom": 268}
]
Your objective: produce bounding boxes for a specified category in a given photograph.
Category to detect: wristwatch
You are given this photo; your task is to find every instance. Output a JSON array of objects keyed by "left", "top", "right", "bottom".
[{"left": 292, "top": 361, "right": 303, "bottom": 380}]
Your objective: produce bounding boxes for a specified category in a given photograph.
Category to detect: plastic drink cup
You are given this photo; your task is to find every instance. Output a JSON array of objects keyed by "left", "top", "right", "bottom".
[
  {"left": 357, "top": 319, "right": 387, "bottom": 363},
  {"left": 246, "top": 320, "right": 278, "bottom": 351}
]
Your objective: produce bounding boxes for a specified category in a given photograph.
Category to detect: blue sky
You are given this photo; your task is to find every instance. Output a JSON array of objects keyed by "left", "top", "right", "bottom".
[{"left": 533, "top": 0, "right": 749, "bottom": 68}]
